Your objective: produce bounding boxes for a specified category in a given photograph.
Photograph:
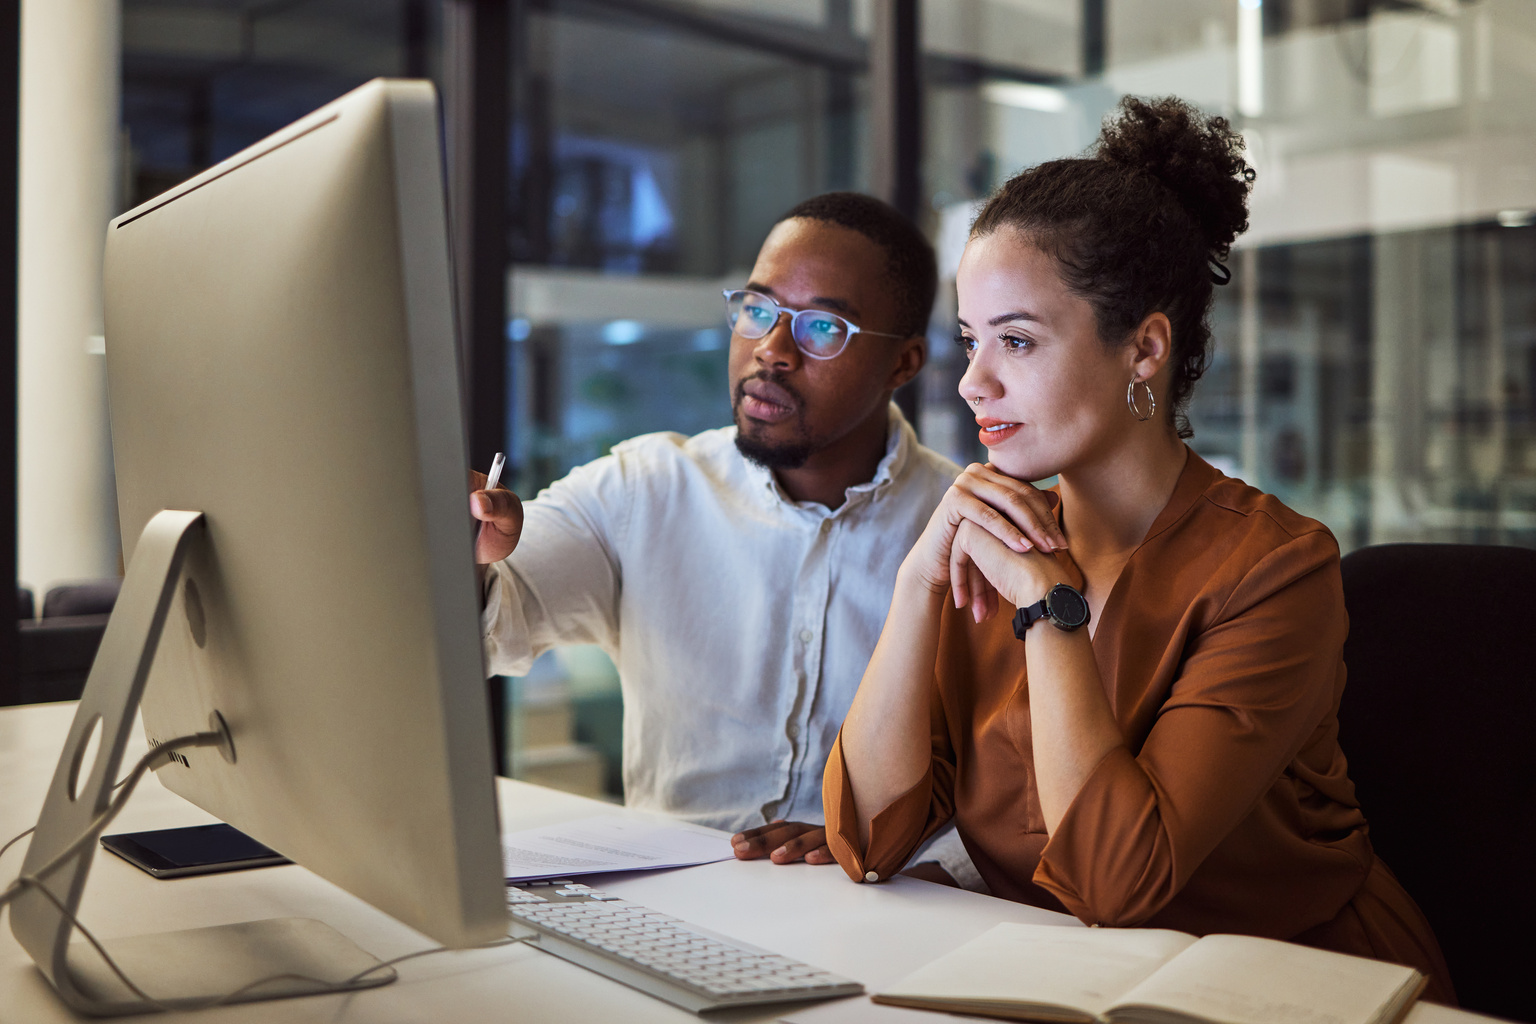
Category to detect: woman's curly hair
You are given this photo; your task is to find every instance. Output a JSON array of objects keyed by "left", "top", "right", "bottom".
[{"left": 970, "top": 96, "right": 1255, "bottom": 438}]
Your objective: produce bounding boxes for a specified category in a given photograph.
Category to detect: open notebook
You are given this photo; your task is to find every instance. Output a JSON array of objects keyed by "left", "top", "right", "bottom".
[{"left": 873, "top": 922, "right": 1426, "bottom": 1024}]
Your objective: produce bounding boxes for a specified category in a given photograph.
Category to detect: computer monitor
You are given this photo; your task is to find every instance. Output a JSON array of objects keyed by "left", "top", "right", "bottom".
[{"left": 11, "top": 79, "right": 506, "bottom": 1014}]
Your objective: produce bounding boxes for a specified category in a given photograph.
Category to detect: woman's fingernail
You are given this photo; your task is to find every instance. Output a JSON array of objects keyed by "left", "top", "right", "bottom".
[{"left": 772, "top": 846, "right": 787, "bottom": 859}]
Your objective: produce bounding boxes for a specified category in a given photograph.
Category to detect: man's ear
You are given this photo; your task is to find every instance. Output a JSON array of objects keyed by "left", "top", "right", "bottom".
[{"left": 888, "top": 335, "right": 928, "bottom": 392}]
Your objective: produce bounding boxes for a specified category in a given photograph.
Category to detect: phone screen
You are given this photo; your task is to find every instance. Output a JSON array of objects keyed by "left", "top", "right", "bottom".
[{"left": 101, "top": 823, "right": 290, "bottom": 878}]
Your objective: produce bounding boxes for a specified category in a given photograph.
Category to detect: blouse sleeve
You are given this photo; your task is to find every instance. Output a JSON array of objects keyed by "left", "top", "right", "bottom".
[
  {"left": 823, "top": 672, "right": 957, "bottom": 883},
  {"left": 1034, "top": 527, "right": 1347, "bottom": 926}
]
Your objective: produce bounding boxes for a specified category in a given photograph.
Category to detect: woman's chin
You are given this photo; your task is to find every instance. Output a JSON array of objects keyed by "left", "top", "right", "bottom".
[{"left": 988, "top": 451, "right": 1058, "bottom": 483}]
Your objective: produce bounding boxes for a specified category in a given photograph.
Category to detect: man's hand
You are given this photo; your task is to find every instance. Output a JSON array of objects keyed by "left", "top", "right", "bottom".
[
  {"left": 730, "top": 820, "right": 835, "bottom": 865},
  {"left": 469, "top": 469, "right": 524, "bottom": 564}
]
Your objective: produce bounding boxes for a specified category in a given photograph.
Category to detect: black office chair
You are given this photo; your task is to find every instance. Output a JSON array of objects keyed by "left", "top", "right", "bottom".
[
  {"left": 7, "top": 579, "right": 122, "bottom": 707},
  {"left": 17, "top": 585, "right": 34, "bottom": 621},
  {"left": 1339, "top": 543, "right": 1536, "bottom": 1022}
]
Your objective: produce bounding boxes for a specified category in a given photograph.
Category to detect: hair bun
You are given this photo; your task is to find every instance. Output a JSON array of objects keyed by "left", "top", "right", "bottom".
[{"left": 1095, "top": 96, "right": 1254, "bottom": 260}]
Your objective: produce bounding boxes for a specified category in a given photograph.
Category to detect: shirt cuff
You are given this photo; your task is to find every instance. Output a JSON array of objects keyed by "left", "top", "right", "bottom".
[
  {"left": 481, "top": 559, "right": 537, "bottom": 677},
  {"left": 1034, "top": 744, "right": 1165, "bottom": 926},
  {"left": 823, "top": 731, "right": 945, "bottom": 884}
]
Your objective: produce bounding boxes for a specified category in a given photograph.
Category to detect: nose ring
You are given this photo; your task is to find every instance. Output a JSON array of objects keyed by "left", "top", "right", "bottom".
[{"left": 971, "top": 397, "right": 982, "bottom": 407}]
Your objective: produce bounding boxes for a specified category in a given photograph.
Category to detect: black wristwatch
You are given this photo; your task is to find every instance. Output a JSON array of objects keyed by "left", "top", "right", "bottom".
[{"left": 1012, "top": 584, "right": 1091, "bottom": 639}]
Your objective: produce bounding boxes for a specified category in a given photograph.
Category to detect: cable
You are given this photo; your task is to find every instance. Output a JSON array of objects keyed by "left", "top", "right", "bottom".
[
  {"left": 1, "top": 729, "right": 532, "bottom": 1013},
  {"left": 0, "top": 765, "right": 138, "bottom": 868},
  {"left": 0, "top": 728, "right": 226, "bottom": 914},
  {"left": 0, "top": 826, "right": 34, "bottom": 865},
  {"left": 18, "top": 873, "right": 530, "bottom": 1013}
]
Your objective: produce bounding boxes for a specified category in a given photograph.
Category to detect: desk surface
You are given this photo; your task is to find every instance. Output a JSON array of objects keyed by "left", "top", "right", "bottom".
[{"left": 0, "top": 702, "right": 1491, "bottom": 1024}]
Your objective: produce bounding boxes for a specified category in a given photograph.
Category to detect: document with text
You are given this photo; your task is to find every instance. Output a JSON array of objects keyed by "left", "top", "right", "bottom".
[{"left": 502, "top": 814, "right": 735, "bottom": 882}]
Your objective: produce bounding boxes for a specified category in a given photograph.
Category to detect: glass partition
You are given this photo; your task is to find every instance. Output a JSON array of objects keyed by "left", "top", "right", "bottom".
[
  {"left": 121, "top": 1, "right": 1536, "bottom": 794},
  {"left": 121, "top": 0, "right": 438, "bottom": 209},
  {"left": 920, "top": 0, "right": 1536, "bottom": 551},
  {"left": 502, "top": 1, "right": 870, "bottom": 797}
]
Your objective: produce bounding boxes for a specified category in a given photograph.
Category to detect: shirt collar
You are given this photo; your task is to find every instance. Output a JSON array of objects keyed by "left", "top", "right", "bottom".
[
  {"left": 743, "top": 402, "right": 913, "bottom": 513},
  {"left": 1139, "top": 446, "right": 1221, "bottom": 547}
]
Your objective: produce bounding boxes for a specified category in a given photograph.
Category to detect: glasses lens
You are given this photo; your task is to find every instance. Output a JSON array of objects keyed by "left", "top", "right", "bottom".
[
  {"left": 791, "top": 310, "right": 850, "bottom": 357},
  {"left": 726, "top": 291, "right": 779, "bottom": 338}
]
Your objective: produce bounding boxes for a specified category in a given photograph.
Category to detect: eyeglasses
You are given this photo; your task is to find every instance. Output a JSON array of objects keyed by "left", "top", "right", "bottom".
[{"left": 722, "top": 289, "right": 903, "bottom": 360}]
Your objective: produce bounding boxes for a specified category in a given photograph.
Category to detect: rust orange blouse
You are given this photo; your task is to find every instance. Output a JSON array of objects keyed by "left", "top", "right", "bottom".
[{"left": 824, "top": 451, "right": 1453, "bottom": 1002}]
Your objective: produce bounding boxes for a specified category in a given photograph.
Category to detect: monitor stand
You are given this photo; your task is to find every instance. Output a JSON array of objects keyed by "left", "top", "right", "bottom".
[{"left": 9, "top": 510, "right": 396, "bottom": 1016}]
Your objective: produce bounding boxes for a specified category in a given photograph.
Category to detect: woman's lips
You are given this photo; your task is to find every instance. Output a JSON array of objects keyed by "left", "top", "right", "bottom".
[{"left": 976, "top": 417, "right": 1023, "bottom": 446}]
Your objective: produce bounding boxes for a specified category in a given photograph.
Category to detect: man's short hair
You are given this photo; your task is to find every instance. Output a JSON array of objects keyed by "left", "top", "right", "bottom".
[{"left": 777, "top": 192, "right": 937, "bottom": 338}]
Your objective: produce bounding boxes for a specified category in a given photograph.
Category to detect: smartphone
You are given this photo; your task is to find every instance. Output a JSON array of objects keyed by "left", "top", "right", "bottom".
[{"left": 100, "top": 823, "right": 291, "bottom": 879}]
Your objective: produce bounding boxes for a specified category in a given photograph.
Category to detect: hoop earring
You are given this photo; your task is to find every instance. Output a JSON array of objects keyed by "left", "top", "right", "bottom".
[{"left": 1127, "top": 376, "right": 1156, "bottom": 421}]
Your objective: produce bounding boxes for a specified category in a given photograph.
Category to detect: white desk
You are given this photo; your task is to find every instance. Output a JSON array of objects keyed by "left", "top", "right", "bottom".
[{"left": 0, "top": 702, "right": 1491, "bottom": 1024}]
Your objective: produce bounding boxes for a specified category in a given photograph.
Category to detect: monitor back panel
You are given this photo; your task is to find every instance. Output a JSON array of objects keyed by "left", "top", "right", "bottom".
[{"left": 103, "top": 79, "right": 505, "bottom": 948}]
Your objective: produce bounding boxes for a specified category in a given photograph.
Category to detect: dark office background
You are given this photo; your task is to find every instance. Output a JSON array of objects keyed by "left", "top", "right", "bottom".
[{"left": 7, "top": 0, "right": 1536, "bottom": 807}]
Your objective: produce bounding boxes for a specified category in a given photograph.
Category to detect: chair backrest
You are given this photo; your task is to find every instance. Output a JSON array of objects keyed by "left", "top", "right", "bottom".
[
  {"left": 1339, "top": 543, "right": 1536, "bottom": 1022},
  {"left": 40, "top": 578, "right": 121, "bottom": 619},
  {"left": 17, "top": 586, "right": 34, "bottom": 621}
]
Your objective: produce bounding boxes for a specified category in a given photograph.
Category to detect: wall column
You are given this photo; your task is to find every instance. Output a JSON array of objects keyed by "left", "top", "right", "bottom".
[{"left": 17, "top": 0, "right": 120, "bottom": 595}]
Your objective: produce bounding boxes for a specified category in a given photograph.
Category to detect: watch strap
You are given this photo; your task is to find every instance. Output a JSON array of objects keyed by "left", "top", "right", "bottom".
[{"left": 1012, "top": 599, "right": 1050, "bottom": 641}]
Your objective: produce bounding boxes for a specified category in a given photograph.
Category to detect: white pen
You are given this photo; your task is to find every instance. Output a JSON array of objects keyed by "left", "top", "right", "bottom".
[{"left": 485, "top": 452, "right": 506, "bottom": 492}]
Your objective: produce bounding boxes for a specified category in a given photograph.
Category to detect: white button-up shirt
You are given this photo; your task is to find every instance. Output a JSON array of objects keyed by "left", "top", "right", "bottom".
[{"left": 482, "top": 405, "right": 959, "bottom": 832}]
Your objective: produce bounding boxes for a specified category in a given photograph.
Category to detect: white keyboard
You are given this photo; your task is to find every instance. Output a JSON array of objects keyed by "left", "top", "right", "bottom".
[{"left": 505, "top": 880, "right": 863, "bottom": 1012}]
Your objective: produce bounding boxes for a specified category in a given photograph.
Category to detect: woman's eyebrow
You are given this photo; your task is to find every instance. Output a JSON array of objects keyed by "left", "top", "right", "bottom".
[
  {"left": 989, "top": 311, "right": 1042, "bottom": 327},
  {"left": 956, "top": 312, "right": 1043, "bottom": 329}
]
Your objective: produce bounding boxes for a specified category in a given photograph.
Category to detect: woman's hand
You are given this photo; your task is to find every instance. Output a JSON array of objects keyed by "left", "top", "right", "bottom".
[
  {"left": 901, "top": 464, "right": 1067, "bottom": 618},
  {"left": 950, "top": 519, "right": 1066, "bottom": 623}
]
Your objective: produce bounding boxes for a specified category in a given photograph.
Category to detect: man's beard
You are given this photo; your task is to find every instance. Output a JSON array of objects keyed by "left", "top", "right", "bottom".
[{"left": 732, "top": 372, "right": 815, "bottom": 470}]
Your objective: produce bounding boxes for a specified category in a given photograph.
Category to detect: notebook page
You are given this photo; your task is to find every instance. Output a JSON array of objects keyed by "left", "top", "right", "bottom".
[
  {"left": 878, "top": 922, "right": 1197, "bottom": 1018},
  {"left": 1111, "top": 934, "right": 1421, "bottom": 1024}
]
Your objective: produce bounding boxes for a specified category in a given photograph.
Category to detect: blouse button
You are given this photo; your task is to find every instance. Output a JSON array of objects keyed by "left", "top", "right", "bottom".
[{"left": 864, "top": 871, "right": 879, "bottom": 883}]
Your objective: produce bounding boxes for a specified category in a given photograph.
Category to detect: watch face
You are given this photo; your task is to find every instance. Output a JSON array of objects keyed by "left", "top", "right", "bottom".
[{"left": 1046, "top": 585, "right": 1090, "bottom": 629}]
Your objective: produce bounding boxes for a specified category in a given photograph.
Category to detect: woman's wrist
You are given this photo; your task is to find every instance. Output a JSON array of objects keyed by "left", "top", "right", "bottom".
[
  {"left": 895, "top": 558, "right": 952, "bottom": 603},
  {"left": 993, "top": 553, "right": 1068, "bottom": 612}
]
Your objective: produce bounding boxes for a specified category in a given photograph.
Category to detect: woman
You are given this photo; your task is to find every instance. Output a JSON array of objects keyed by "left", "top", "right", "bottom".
[{"left": 823, "top": 97, "right": 1453, "bottom": 1002}]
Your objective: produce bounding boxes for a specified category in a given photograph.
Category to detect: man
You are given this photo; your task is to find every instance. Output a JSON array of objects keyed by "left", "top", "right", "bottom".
[{"left": 472, "top": 192, "right": 974, "bottom": 884}]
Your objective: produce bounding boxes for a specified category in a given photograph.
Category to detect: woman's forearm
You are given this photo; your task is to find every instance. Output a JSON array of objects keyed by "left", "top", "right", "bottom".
[
  {"left": 838, "top": 567, "right": 948, "bottom": 847},
  {"left": 1023, "top": 622, "right": 1123, "bottom": 833}
]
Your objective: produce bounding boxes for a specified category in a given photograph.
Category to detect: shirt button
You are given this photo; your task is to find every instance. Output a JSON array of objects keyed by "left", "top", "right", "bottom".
[
  {"left": 787, "top": 724, "right": 800, "bottom": 738},
  {"left": 864, "top": 871, "right": 879, "bottom": 883},
  {"left": 820, "top": 520, "right": 831, "bottom": 533},
  {"left": 799, "top": 629, "right": 813, "bottom": 643}
]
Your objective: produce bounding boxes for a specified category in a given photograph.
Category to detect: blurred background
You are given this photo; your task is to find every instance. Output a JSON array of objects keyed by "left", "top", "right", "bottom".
[{"left": 7, "top": 0, "right": 1536, "bottom": 799}]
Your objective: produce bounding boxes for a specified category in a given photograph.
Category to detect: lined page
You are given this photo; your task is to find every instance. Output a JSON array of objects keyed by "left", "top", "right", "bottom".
[
  {"left": 878, "top": 922, "right": 1197, "bottom": 1019},
  {"left": 1111, "top": 934, "right": 1422, "bottom": 1024}
]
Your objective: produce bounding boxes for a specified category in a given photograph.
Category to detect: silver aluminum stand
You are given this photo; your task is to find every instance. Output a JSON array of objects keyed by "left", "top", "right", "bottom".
[{"left": 8, "top": 510, "right": 395, "bottom": 1016}]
